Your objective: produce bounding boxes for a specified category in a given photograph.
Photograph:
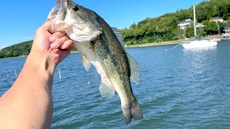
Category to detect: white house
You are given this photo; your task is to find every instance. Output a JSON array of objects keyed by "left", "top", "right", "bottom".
[
  {"left": 178, "top": 19, "right": 194, "bottom": 30},
  {"left": 178, "top": 19, "right": 205, "bottom": 30},
  {"left": 210, "top": 17, "right": 224, "bottom": 23},
  {"left": 196, "top": 23, "right": 205, "bottom": 28}
]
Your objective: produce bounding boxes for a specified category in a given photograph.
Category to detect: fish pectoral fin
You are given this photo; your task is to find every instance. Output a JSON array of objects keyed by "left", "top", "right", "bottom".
[
  {"left": 99, "top": 82, "right": 115, "bottom": 98},
  {"left": 80, "top": 54, "right": 91, "bottom": 71},
  {"left": 127, "top": 53, "right": 141, "bottom": 84}
]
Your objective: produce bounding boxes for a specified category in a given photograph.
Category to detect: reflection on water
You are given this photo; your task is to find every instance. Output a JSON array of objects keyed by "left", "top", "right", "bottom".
[{"left": 1, "top": 40, "right": 230, "bottom": 128}]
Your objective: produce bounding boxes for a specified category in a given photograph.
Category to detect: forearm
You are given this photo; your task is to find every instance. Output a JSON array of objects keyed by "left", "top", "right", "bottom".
[
  {"left": 0, "top": 49, "right": 56, "bottom": 129},
  {"left": 0, "top": 20, "right": 72, "bottom": 129}
]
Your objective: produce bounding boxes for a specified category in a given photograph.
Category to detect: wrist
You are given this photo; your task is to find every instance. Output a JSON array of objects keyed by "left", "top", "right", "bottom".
[{"left": 27, "top": 47, "right": 56, "bottom": 75}]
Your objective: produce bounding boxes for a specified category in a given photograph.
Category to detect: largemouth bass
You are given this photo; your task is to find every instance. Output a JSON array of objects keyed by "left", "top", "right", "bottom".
[{"left": 48, "top": 0, "right": 143, "bottom": 124}]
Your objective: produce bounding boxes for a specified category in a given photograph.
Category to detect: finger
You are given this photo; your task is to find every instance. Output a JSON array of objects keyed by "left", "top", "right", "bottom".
[
  {"left": 50, "top": 36, "right": 70, "bottom": 49},
  {"left": 49, "top": 31, "right": 66, "bottom": 42},
  {"left": 60, "top": 39, "right": 73, "bottom": 50}
]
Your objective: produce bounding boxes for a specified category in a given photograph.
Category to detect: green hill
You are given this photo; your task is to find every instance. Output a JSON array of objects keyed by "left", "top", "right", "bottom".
[
  {"left": 0, "top": 40, "right": 77, "bottom": 58},
  {"left": 0, "top": 41, "right": 33, "bottom": 58}
]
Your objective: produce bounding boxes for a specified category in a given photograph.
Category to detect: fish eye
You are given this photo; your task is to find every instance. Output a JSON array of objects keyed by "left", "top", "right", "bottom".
[{"left": 73, "top": 5, "right": 79, "bottom": 11}]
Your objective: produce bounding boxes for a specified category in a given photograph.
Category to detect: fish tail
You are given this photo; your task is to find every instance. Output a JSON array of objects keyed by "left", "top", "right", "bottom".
[{"left": 122, "top": 100, "right": 143, "bottom": 124}]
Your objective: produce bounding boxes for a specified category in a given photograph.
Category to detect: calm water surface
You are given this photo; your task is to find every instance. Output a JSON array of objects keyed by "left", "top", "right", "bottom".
[{"left": 1, "top": 40, "right": 230, "bottom": 129}]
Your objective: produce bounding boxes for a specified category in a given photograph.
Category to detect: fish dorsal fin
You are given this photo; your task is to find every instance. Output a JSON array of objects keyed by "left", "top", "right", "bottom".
[
  {"left": 112, "top": 27, "right": 141, "bottom": 83},
  {"left": 112, "top": 27, "right": 125, "bottom": 47},
  {"left": 126, "top": 53, "right": 141, "bottom": 84},
  {"left": 99, "top": 82, "right": 115, "bottom": 98},
  {"left": 80, "top": 54, "right": 91, "bottom": 71}
]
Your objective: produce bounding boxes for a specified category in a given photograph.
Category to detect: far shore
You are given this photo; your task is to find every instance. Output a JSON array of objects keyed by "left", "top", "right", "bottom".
[
  {"left": 1, "top": 35, "right": 225, "bottom": 59},
  {"left": 70, "top": 35, "right": 225, "bottom": 52},
  {"left": 125, "top": 35, "right": 224, "bottom": 48},
  {"left": 125, "top": 40, "right": 182, "bottom": 48}
]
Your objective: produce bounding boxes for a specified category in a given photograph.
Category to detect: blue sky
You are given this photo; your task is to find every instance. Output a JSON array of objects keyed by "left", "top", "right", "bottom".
[{"left": 0, "top": 0, "right": 204, "bottom": 48}]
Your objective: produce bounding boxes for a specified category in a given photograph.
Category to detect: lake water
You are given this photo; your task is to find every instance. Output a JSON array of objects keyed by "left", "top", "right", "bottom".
[{"left": 1, "top": 40, "right": 230, "bottom": 129}]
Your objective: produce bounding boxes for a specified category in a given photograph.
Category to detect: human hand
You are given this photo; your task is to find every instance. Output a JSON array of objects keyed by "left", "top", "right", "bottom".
[{"left": 32, "top": 21, "right": 73, "bottom": 65}]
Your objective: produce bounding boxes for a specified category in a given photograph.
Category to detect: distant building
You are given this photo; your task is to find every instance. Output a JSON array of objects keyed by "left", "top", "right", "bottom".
[
  {"left": 178, "top": 19, "right": 205, "bottom": 30},
  {"left": 210, "top": 17, "right": 224, "bottom": 23},
  {"left": 223, "top": 27, "right": 230, "bottom": 39},
  {"left": 178, "top": 19, "right": 194, "bottom": 30},
  {"left": 196, "top": 23, "right": 205, "bottom": 28}
]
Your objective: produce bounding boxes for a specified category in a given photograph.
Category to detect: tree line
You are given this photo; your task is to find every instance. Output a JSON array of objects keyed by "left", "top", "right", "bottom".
[
  {"left": 121, "top": 0, "right": 230, "bottom": 45},
  {"left": 0, "top": 41, "right": 77, "bottom": 58},
  {"left": 0, "top": 41, "right": 32, "bottom": 58}
]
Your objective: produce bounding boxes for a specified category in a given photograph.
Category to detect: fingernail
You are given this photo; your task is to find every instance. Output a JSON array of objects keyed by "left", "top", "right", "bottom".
[
  {"left": 50, "top": 35, "right": 56, "bottom": 42},
  {"left": 61, "top": 44, "right": 67, "bottom": 49},
  {"left": 50, "top": 43, "right": 57, "bottom": 49}
]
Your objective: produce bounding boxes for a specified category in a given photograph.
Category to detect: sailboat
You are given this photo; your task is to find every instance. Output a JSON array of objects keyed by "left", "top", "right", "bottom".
[{"left": 182, "top": 6, "right": 217, "bottom": 49}]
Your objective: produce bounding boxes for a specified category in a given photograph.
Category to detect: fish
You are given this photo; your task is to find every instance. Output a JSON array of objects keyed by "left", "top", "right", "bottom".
[{"left": 47, "top": 0, "right": 143, "bottom": 124}]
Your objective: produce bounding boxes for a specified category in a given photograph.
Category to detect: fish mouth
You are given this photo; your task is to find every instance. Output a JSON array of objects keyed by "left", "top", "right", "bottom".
[
  {"left": 47, "top": 0, "right": 65, "bottom": 21},
  {"left": 48, "top": 0, "right": 102, "bottom": 42},
  {"left": 47, "top": 0, "right": 69, "bottom": 32}
]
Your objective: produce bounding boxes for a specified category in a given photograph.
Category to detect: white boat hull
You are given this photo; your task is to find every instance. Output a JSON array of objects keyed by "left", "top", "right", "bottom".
[{"left": 182, "top": 40, "right": 217, "bottom": 49}]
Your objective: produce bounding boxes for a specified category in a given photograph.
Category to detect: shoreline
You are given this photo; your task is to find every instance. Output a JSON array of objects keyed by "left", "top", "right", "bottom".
[
  {"left": 125, "top": 35, "right": 224, "bottom": 48},
  {"left": 125, "top": 40, "right": 182, "bottom": 48}
]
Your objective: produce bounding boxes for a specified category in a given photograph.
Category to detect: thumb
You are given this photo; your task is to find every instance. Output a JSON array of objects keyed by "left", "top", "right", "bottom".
[{"left": 39, "top": 21, "right": 52, "bottom": 32}]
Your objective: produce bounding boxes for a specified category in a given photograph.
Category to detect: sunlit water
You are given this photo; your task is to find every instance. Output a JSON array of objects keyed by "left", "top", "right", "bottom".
[{"left": 1, "top": 40, "right": 230, "bottom": 129}]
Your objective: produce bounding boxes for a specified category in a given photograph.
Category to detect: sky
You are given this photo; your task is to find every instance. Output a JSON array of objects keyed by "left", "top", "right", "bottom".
[{"left": 0, "top": 0, "right": 205, "bottom": 48}]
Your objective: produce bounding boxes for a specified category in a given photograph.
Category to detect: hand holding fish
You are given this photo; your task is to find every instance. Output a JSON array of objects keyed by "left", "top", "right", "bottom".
[
  {"left": 0, "top": 20, "right": 74, "bottom": 129},
  {"left": 32, "top": 21, "right": 73, "bottom": 65}
]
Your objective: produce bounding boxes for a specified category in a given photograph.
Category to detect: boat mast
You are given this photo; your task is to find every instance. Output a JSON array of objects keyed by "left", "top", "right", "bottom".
[{"left": 193, "top": 5, "right": 197, "bottom": 38}]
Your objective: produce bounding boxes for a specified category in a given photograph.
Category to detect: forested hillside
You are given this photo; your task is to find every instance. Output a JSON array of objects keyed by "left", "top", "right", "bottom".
[
  {"left": 0, "top": 41, "right": 32, "bottom": 58},
  {"left": 121, "top": 0, "right": 230, "bottom": 45}
]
